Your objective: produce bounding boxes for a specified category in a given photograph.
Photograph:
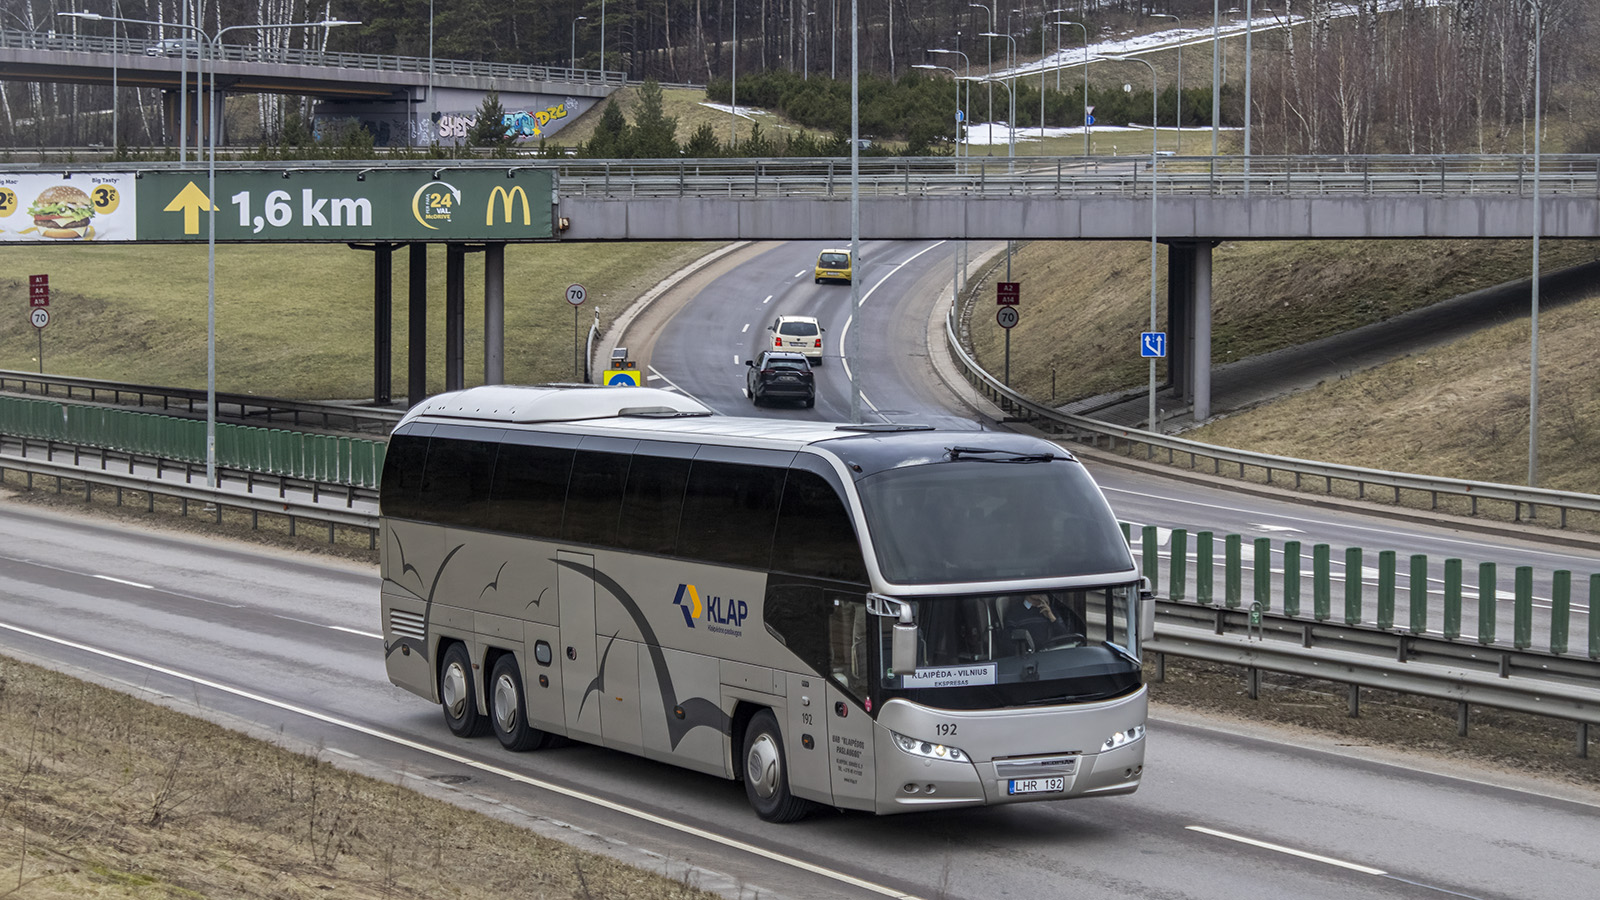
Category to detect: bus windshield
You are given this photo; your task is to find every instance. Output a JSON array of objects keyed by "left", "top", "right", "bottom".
[
  {"left": 877, "top": 587, "right": 1142, "bottom": 710},
  {"left": 855, "top": 456, "right": 1131, "bottom": 584}
]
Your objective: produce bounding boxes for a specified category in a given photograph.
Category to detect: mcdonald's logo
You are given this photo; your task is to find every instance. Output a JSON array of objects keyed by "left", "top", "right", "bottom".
[{"left": 486, "top": 185, "right": 531, "bottom": 226}]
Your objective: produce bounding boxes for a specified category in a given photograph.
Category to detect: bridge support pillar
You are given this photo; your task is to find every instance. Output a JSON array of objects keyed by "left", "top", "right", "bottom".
[
  {"left": 484, "top": 244, "right": 505, "bottom": 385},
  {"left": 446, "top": 244, "right": 466, "bottom": 392},
  {"left": 408, "top": 244, "right": 428, "bottom": 405},
  {"left": 1166, "top": 241, "right": 1215, "bottom": 425},
  {"left": 372, "top": 244, "right": 394, "bottom": 405}
]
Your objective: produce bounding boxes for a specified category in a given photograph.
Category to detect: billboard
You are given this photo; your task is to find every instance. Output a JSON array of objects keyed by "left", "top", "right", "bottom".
[
  {"left": 0, "top": 169, "right": 556, "bottom": 243},
  {"left": 0, "top": 173, "right": 139, "bottom": 242}
]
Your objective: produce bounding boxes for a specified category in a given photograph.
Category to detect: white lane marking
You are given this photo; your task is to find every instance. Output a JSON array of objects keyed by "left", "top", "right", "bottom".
[
  {"left": 0, "top": 619, "right": 925, "bottom": 900},
  {"left": 324, "top": 747, "right": 359, "bottom": 759},
  {"left": 763, "top": 294, "right": 773, "bottom": 304},
  {"left": 733, "top": 354, "right": 739, "bottom": 365},
  {"left": 328, "top": 625, "right": 382, "bottom": 639},
  {"left": 1186, "top": 826, "right": 1387, "bottom": 875},
  {"left": 94, "top": 575, "right": 155, "bottom": 590},
  {"left": 838, "top": 240, "right": 947, "bottom": 416},
  {"left": 1099, "top": 485, "right": 1600, "bottom": 567},
  {"left": 646, "top": 366, "right": 704, "bottom": 404},
  {"left": 741, "top": 323, "right": 750, "bottom": 333},
  {"left": 794, "top": 270, "right": 805, "bottom": 278}
]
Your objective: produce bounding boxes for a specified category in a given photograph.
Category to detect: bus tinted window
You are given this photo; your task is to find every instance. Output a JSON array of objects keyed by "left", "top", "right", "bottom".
[
  {"left": 858, "top": 459, "right": 1130, "bottom": 584},
  {"left": 617, "top": 454, "right": 691, "bottom": 555},
  {"left": 678, "top": 461, "right": 784, "bottom": 569},
  {"left": 380, "top": 433, "right": 429, "bottom": 520},
  {"left": 420, "top": 438, "right": 497, "bottom": 526},
  {"left": 488, "top": 443, "right": 575, "bottom": 538},
  {"left": 762, "top": 582, "right": 831, "bottom": 675},
  {"left": 772, "top": 469, "right": 868, "bottom": 583},
  {"left": 562, "top": 451, "right": 630, "bottom": 546}
]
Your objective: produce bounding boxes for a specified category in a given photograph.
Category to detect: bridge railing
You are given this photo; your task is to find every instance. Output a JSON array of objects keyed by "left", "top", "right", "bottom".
[{"left": 0, "top": 28, "right": 624, "bottom": 86}]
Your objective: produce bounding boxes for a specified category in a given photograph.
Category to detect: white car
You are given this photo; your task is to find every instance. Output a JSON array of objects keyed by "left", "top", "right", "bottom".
[{"left": 768, "top": 315, "right": 825, "bottom": 365}]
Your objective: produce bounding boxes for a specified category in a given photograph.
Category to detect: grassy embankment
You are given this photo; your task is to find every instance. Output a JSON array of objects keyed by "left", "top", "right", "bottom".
[
  {"left": 970, "top": 237, "right": 1600, "bottom": 506},
  {"left": 0, "top": 652, "right": 724, "bottom": 900},
  {"left": 0, "top": 242, "right": 720, "bottom": 397}
]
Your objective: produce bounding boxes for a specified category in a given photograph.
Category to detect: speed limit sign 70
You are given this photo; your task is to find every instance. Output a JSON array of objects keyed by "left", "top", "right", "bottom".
[
  {"left": 566, "top": 284, "right": 587, "bottom": 306},
  {"left": 30, "top": 308, "right": 49, "bottom": 329},
  {"left": 996, "top": 307, "right": 1019, "bottom": 329}
]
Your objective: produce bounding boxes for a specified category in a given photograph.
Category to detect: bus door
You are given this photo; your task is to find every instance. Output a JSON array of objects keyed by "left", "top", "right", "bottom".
[
  {"left": 825, "top": 591, "right": 876, "bottom": 810},
  {"left": 558, "top": 550, "right": 602, "bottom": 744}
]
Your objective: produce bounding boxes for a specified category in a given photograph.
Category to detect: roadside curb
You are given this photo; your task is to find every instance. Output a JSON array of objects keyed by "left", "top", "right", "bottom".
[{"left": 591, "top": 241, "right": 751, "bottom": 380}]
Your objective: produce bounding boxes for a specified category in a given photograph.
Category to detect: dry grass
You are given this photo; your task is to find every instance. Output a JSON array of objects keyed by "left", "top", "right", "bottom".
[
  {"left": 969, "top": 237, "right": 1600, "bottom": 497},
  {"left": 0, "top": 654, "right": 723, "bottom": 900}
]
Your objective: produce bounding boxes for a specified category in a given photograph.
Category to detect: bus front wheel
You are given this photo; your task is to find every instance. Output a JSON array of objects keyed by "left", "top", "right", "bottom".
[
  {"left": 742, "top": 710, "right": 812, "bottom": 822},
  {"left": 440, "top": 642, "right": 490, "bottom": 738},
  {"left": 489, "top": 655, "right": 552, "bottom": 752}
]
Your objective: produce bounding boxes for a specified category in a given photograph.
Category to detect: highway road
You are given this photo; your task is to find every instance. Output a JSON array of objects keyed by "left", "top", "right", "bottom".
[{"left": 2, "top": 239, "right": 1598, "bottom": 899}]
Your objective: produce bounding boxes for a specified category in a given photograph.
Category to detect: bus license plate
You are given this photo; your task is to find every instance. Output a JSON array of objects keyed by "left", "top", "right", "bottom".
[{"left": 1008, "top": 777, "right": 1066, "bottom": 795}]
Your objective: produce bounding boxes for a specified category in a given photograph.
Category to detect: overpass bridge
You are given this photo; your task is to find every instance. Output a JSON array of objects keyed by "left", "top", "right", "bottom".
[
  {"left": 2, "top": 154, "right": 1591, "bottom": 421},
  {"left": 0, "top": 30, "right": 620, "bottom": 148}
]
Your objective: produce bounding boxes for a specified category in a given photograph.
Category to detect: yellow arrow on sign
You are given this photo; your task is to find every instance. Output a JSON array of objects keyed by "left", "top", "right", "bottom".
[{"left": 164, "top": 182, "right": 216, "bottom": 235}]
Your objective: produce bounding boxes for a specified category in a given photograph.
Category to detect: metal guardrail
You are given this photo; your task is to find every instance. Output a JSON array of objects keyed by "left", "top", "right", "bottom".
[
  {"left": 0, "top": 28, "right": 627, "bottom": 87},
  {"left": 0, "top": 452, "right": 378, "bottom": 547},
  {"left": 941, "top": 302, "right": 1600, "bottom": 531},
  {"left": 1148, "top": 604, "right": 1598, "bottom": 754},
  {"left": 0, "top": 370, "right": 401, "bottom": 435}
]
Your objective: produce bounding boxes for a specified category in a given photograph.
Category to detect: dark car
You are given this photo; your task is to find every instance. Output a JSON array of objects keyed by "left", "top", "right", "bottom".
[{"left": 745, "top": 350, "right": 815, "bottom": 408}]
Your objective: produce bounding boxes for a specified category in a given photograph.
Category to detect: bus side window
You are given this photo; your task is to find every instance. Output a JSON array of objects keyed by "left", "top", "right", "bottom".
[
  {"left": 419, "top": 437, "right": 497, "bottom": 526},
  {"left": 772, "top": 468, "right": 869, "bottom": 584},
  {"left": 380, "top": 433, "right": 429, "bottom": 520},
  {"left": 562, "top": 450, "right": 629, "bottom": 546},
  {"left": 764, "top": 583, "right": 830, "bottom": 675},
  {"left": 827, "top": 594, "right": 869, "bottom": 698}
]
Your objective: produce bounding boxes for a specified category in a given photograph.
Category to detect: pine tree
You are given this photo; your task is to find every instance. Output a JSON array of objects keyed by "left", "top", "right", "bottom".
[
  {"left": 467, "top": 89, "right": 514, "bottom": 153},
  {"left": 581, "top": 100, "right": 630, "bottom": 158},
  {"left": 683, "top": 122, "right": 724, "bottom": 159},
  {"left": 629, "top": 80, "right": 680, "bottom": 158}
]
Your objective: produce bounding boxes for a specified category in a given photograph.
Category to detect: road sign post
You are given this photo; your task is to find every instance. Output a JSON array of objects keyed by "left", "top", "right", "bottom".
[
  {"left": 567, "top": 283, "right": 587, "bottom": 379},
  {"left": 29, "top": 274, "right": 49, "bottom": 308},
  {"left": 997, "top": 305, "right": 1019, "bottom": 386},
  {"left": 29, "top": 306, "right": 49, "bottom": 374}
]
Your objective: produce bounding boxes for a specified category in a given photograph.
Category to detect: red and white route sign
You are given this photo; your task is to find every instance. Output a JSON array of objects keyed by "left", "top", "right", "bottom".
[{"left": 29, "top": 274, "right": 49, "bottom": 308}]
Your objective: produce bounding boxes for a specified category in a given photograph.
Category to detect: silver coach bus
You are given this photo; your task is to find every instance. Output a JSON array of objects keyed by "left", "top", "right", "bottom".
[{"left": 379, "top": 384, "right": 1152, "bottom": 821}]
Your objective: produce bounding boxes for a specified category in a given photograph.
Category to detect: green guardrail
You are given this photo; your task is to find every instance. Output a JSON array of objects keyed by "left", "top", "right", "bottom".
[
  {"left": 0, "top": 395, "right": 385, "bottom": 489},
  {"left": 1127, "top": 523, "right": 1600, "bottom": 660}
]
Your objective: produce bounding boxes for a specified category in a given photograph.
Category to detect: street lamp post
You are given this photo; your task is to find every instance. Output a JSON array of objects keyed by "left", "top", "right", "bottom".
[
  {"left": 600, "top": 0, "right": 607, "bottom": 79},
  {"left": 1244, "top": 0, "right": 1254, "bottom": 191},
  {"left": 428, "top": 0, "right": 434, "bottom": 138},
  {"left": 849, "top": 0, "right": 861, "bottom": 424},
  {"left": 970, "top": 75, "right": 1015, "bottom": 158},
  {"left": 1212, "top": 0, "right": 1221, "bottom": 156},
  {"left": 730, "top": 0, "right": 738, "bottom": 147},
  {"left": 1051, "top": 20, "right": 1088, "bottom": 156},
  {"left": 913, "top": 64, "right": 962, "bottom": 156},
  {"left": 804, "top": 8, "right": 814, "bottom": 79},
  {"left": 1527, "top": 0, "right": 1543, "bottom": 488},
  {"left": 1098, "top": 54, "right": 1160, "bottom": 432},
  {"left": 60, "top": 11, "right": 355, "bottom": 488},
  {"left": 980, "top": 31, "right": 1017, "bottom": 157},
  {"left": 969, "top": 4, "right": 994, "bottom": 143},
  {"left": 930, "top": 48, "right": 970, "bottom": 157},
  {"left": 571, "top": 15, "right": 586, "bottom": 72},
  {"left": 1151, "top": 13, "right": 1180, "bottom": 153}
]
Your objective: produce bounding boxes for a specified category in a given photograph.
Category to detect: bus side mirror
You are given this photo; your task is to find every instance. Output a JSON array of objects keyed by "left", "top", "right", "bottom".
[
  {"left": 1138, "top": 577, "right": 1156, "bottom": 644},
  {"left": 868, "top": 593, "right": 918, "bottom": 675},
  {"left": 892, "top": 622, "right": 917, "bottom": 676}
]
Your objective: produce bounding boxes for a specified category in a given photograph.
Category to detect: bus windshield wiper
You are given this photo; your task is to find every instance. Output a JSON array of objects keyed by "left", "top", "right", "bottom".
[
  {"left": 947, "top": 446, "right": 1056, "bottom": 462},
  {"left": 1102, "top": 641, "right": 1140, "bottom": 666}
]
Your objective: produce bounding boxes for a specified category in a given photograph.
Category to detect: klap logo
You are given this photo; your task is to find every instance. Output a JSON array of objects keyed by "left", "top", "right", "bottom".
[{"left": 672, "top": 583, "right": 748, "bottom": 635}]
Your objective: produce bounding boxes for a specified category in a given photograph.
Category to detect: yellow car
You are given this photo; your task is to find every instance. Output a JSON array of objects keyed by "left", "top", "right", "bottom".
[{"left": 814, "top": 248, "right": 852, "bottom": 284}]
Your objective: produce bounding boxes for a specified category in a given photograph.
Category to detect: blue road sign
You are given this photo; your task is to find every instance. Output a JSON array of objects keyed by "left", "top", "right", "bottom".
[
  {"left": 1085, "top": 114, "right": 1096, "bottom": 126},
  {"left": 1140, "top": 332, "right": 1167, "bottom": 358},
  {"left": 605, "top": 370, "right": 643, "bottom": 386},
  {"left": 957, "top": 110, "right": 965, "bottom": 122}
]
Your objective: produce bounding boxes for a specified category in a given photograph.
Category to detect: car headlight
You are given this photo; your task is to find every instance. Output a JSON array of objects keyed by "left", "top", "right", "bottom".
[
  {"left": 891, "top": 730, "right": 968, "bottom": 762},
  {"left": 1101, "top": 724, "right": 1146, "bottom": 752}
]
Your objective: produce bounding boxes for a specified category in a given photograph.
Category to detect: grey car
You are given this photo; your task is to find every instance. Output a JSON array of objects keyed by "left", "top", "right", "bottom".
[{"left": 745, "top": 350, "right": 815, "bottom": 408}]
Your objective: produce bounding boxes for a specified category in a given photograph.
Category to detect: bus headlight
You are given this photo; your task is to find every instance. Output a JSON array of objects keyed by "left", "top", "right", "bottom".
[
  {"left": 1101, "top": 724, "right": 1145, "bottom": 752},
  {"left": 892, "top": 730, "right": 968, "bottom": 763}
]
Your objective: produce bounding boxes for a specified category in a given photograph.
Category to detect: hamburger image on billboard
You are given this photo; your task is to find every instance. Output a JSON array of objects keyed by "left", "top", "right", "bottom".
[{"left": 28, "top": 185, "right": 95, "bottom": 239}]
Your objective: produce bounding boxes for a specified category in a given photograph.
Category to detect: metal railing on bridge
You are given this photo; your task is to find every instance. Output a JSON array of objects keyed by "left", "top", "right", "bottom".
[{"left": 0, "top": 28, "right": 626, "bottom": 87}]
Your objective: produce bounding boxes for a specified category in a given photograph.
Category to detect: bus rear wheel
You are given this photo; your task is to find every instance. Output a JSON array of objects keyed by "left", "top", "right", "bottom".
[
  {"left": 742, "top": 710, "right": 812, "bottom": 822},
  {"left": 440, "top": 642, "right": 490, "bottom": 738},
  {"left": 489, "top": 655, "right": 552, "bottom": 752}
]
